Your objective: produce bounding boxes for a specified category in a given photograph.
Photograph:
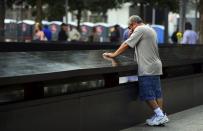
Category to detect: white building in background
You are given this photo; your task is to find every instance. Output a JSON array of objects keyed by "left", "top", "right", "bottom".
[{"left": 107, "top": 2, "right": 132, "bottom": 27}]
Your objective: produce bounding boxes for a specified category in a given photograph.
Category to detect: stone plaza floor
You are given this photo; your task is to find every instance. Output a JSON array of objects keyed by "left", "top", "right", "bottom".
[{"left": 122, "top": 105, "right": 203, "bottom": 131}]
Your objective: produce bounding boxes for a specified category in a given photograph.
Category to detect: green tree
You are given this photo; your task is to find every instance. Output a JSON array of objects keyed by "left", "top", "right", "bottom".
[
  {"left": 26, "top": 0, "right": 65, "bottom": 22},
  {"left": 45, "top": 0, "right": 66, "bottom": 21},
  {"left": 131, "top": 0, "right": 178, "bottom": 11},
  {"left": 68, "top": 0, "right": 128, "bottom": 29},
  {"left": 26, "top": 0, "right": 44, "bottom": 23},
  {"left": 36, "top": 0, "right": 42, "bottom": 23},
  {"left": 129, "top": 0, "right": 178, "bottom": 43},
  {"left": 130, "top": 0, "right": 178, "bottom": 18},
  {"left": 87, "top": 0, "right": 127, "bottom": 22},
  {"left": 68, "top": 0, "right": 87, "bottom": 30}
]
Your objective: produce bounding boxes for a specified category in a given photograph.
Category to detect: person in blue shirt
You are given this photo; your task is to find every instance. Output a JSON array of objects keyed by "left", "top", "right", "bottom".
[
  {"left": 123, "top": 28, "right": 129, "bottom": 41},
  {"left": 122, "top": 28, "right": 133, "bottom": 41},
  {"left": 43, "top": 25, "right": 52, "bottom": 41}
]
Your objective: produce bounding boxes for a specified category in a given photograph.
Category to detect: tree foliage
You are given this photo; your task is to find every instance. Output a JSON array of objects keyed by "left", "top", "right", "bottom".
[
  {"left": 44, "top": 0, "right": 66, "bottom": 21},
  {"left": 87, "top": 0, "right": 124, "bottom": 13},
  {"left": 130, "top": 0, "right": 179, "bottom": 12}
]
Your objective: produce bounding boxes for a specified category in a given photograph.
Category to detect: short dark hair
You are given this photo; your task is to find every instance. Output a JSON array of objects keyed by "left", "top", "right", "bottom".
[
  {"left": 61, "top": 23, "right": 67, "bottom": 27},
  {"left": 44, "top": 25, "right": 49, "bottom": 28},
  {"left": 114, "top": 24, "right": 119, "bottom": 28},
  {"left": 185, "top": 22, "right": 192, "bottom": 30}
]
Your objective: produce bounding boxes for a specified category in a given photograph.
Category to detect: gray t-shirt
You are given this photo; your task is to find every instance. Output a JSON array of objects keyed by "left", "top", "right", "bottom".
[{"left": 125, "top": 25, "right": 162, "bottom": 76}]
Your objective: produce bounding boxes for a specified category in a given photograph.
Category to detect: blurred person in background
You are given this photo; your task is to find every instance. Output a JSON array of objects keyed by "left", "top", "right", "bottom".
[
  {"left": 122, "top": 28, "right": 133, "bottom": 41},
  {"left": 110, "top": 24, "right": 120, "bottom": 43},
  {"left": 69, "top": 26, "right": 81, "bottom": 42},
  {"left": 181, "top": 22, "right": 198, "bottom": 44},
  {"left": 33, "top": 23, "right": 46, "bottom": 41},
  {"left": 123, "top": 28, "right": 129, "bottom": 41},
  {"left": 89, "top": 27, "right": 100, "bottom": 42},
  {"left": 43, "top": 25, "right": 52, "bottom": 41},
  {"left": 58, "top": 23, "right": 68, "bottom": 41},
  {"left": 171, "top": 28, "right": 179, "bottom": 43}
]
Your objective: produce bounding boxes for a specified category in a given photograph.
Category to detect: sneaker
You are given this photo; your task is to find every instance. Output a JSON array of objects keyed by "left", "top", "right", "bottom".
[
  {"left": 146, "top": 114, "right": 169, "bottom": 126},
  {"left": 146, "top": 114, "right": 156, "bottom": 124},
  {"left": 164, "top": 113, "right": 170, "bottom": 123}
]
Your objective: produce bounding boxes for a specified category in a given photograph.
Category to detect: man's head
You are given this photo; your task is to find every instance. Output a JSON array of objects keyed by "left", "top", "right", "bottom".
[
  {"left": 114, "top": 24, "right": 120, "bottom": 30},
  {"left": 61, "top": 23, "right": 68, "bottom": 31},
  {"left": 185, "top": 22, "right": 192, "bottom": 30},
  {"left": 128, "top": 15, "right": 143, "bottom": 31}
]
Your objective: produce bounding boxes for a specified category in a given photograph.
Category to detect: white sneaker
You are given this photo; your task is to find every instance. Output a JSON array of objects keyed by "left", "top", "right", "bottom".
[
  {"left": 146, "top": 114, "right": 156, "bottom": 124},
  {"left": 146, "top": 114, "right": 169, "bottom": 126},
  {"left": 164, "top": 113, "right": 170, "bottom": 123}
]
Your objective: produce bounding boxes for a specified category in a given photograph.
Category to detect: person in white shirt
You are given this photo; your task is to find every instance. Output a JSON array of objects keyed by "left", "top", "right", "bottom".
[
  {"left": 69, "top": 26, "right": 81, "bottom": 41},
  {"left": 181, "top": 22, "right": 198, "bottom": 44}
]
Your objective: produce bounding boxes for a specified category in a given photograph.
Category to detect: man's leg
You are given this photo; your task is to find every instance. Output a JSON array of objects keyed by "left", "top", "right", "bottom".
[
  {"left": 146, "top": 100, "right": 159, "bottom": 110},
  {"left": 146, "top": 99, "right": 165, "bottom": 117},
  {"left": 139, "top": 76, "right": 169, "bottom": 125},
  {"left": 156, "top": 98, "right": 163, "bottom": 109},
  {"left": 145, "top": 99, "right": 169, "bottom": 126}
]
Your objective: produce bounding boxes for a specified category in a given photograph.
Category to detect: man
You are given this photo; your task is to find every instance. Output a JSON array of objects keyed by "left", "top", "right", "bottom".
[
  {"left": 103, "top": 15, "right": 169, "bottom": 126},
  {"left": 110, "top": 24, "right": 121, "bottom": 43},
  {"left": 181, "top": 22, "right": 198, "bottom": 44},
  {"left": 68, "top": 26, "right": 81, "bottom": 41},
  {"left": 122, "top": 28, "right": 130, "bottom": 41},
  {"left": 58, "top": 23, "right": 68, "bottom": 41},
  {"left": 171, "top": 28, "right": 179, "bottom": 43}
]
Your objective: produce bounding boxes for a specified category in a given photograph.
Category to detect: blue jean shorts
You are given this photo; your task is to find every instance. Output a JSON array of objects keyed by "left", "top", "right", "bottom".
[{"left": 138, "top": 75, "right": 162, "bottom": 101}]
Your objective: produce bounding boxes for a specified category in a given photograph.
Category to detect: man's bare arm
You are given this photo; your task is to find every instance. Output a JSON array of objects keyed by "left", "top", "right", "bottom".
[{"left": 103, "top": 43, "right": 129, "bottom": 58}]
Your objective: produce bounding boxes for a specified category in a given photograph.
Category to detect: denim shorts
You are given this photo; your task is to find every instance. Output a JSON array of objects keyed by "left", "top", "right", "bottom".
[{"left": 138, "top": 75, "right": 162, "bottom": 101}]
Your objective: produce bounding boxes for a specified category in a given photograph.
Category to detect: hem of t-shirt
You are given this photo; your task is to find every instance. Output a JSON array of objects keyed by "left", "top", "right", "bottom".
[{"left": 138, "top": 73, "right": 163, "bottom": 76}]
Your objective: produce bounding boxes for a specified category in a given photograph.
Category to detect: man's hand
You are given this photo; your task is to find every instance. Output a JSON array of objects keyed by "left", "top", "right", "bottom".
[
  {"left": 102, "top": 55, "right": 118, "bottom": 67},
  {"left": 102, "top": 43, "right": 129, "bottom": 58},
  {"left": 102, "top": 52, "right": 116, "bottom": 58}
]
